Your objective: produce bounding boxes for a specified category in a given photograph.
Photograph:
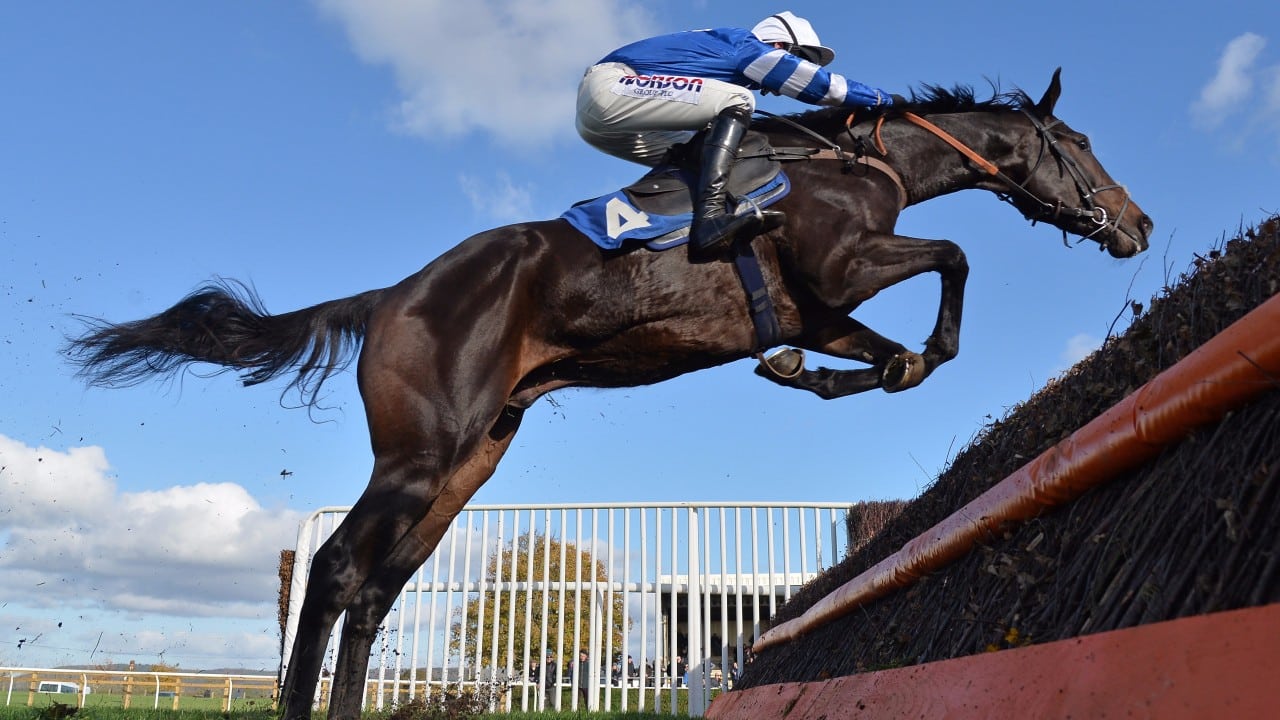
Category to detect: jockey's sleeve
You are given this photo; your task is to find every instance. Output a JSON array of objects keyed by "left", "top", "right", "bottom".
[{"left": 740, "top": 47, "right": 892, "bottom": 109}]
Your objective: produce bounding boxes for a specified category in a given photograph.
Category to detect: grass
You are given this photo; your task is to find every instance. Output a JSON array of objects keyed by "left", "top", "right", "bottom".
[
  {"left": 1, "top": 694, "right": 274, "bottom": 713},
  {"left": 2, "top": 682, "right": 690, "bottom": 720},
  {"left": 0, "top": 700, "right": 682, "bottom": 720},
  {"left": 0, "top": 709, "right": 678, "bottom": 720}
]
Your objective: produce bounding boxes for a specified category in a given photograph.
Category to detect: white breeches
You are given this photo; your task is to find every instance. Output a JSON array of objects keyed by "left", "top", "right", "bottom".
[{"left": 575, "top": 62, "right": 756, "bottom": 166}]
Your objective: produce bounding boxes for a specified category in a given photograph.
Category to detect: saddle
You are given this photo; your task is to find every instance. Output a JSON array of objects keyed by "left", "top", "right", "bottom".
[
  {"left": 622, "top": 132, "right": 787, "bottom": 216},
  {"left": 561, "top": 132, "right": 807, "bottom": 251}
]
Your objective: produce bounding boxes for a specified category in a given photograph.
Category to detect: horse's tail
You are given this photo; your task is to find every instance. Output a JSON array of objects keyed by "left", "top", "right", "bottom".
[{"left": 65, "top": 278, "right": 385, "bottom": 408}]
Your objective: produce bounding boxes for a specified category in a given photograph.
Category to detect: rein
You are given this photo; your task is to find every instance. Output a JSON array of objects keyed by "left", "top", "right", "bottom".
[{"left": 901, "top": 112, "right": 999, "bottom": 175}]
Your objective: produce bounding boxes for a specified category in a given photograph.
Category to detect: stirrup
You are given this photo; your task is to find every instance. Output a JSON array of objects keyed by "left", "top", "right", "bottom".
[
  {"left": 756, "top": 209, "right": 786, "bottom": 234},
  {"left": 690, "top": 213, "right": 762, "bottom": 258},
  {"left": 757, "top": 347, "right": 805, "bottom": 379},
  {"left": 737, "top": 194, "right": 786, "bottom": 235}
]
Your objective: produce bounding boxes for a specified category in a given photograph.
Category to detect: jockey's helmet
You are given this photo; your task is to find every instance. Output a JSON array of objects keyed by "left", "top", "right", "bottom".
[{"left": 751, "top": 11, "right": 835, "bottom": 66}]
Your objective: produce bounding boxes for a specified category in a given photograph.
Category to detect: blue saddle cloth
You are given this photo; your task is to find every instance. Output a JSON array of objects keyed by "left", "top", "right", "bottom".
[{"left": 561, "top": 172, "right": 790, "bottom": 251}]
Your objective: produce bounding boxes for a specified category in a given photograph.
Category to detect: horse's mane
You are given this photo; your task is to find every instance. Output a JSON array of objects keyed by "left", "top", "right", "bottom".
[{"left": 754, "top": 81, "right": 1037, "bottom": 137}]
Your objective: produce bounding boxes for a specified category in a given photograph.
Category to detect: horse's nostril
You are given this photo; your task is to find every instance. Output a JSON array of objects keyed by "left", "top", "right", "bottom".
[{"left": 1140, "top": 214, "right": 1154, "bottom": 236}]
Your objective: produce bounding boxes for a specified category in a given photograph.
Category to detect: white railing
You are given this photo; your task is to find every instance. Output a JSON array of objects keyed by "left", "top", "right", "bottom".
[
  {"left": 0, "top": 666, "right": 277, "bottom": 710},
  {"left": 283, "top": 502, "right": 852, "bottom": 716}
]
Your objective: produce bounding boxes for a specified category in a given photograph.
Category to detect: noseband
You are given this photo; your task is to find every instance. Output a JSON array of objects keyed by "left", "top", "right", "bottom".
[{"left": 1012, "top": 110, "right": 1132, "bottom": 246}]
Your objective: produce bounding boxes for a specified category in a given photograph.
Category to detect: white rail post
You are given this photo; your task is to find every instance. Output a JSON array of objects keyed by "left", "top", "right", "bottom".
[
  {"left": 687, "top": 506, "right": 705, "bottom": 715},
  {"left": 521, "top": 510, "right": 536, "bottom": 712},
  {"left": 587, "top": 508, "right": 601, "bottom": 712},
  {"left": 281, "top": 511, "right": 319, "bottom": 686},
  {"left": 460, "top": 510, "right": 476, "bottom": 695},
  {"left": 472, "top": 511, "right": 491, "bottom": 701},
  {"left": 424, "top": 534, "right": 444, "bottom": 701},
  {"left": 503, "top": 511, "right": 520, "bottom": 712},
  {"left": 621, "top": 507, "right": 632, "bottom": 712},
  {"left": 538, "top": 510, "right": 553, "bottom": 712},
  {"left": 409, "top": 564, "right": 425, "bottom": 700}
]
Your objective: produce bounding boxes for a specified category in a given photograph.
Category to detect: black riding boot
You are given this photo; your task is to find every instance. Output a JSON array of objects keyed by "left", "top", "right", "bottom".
[{"left": 689, "top": 107, "right": 785, "bottom": 261}]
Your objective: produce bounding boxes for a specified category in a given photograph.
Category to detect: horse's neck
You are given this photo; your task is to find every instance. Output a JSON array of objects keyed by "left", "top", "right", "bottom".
[{"left": 889, "top": 113, "right": 1020, "bottom": 205}]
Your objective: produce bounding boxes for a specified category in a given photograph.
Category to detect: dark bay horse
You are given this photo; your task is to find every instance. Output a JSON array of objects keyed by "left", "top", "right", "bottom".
[{"left": 66, "top": 70, "right": 1150, "bottom": 719}]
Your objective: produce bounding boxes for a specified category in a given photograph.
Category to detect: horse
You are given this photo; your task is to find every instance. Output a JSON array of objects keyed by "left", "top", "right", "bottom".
[{"left": 66, "top": 69, "right": 1151, "bottom": 719}]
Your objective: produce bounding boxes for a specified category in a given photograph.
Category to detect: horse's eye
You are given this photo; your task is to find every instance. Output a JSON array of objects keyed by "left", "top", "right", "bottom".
[{"left": 1076, "top": 138, "right": 1091, "bottom": 151}]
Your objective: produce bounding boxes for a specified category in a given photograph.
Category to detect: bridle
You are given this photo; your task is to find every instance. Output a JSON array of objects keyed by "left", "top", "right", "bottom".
[
  {"left": 1002, "top": 110, "right": 1133, "bottom": 246},
  {"left": 756, "top": 106, "right": 1134, "bottom": 250},
  {"left": 892, "top": 109, "right": 1132, "bottom": 249}
]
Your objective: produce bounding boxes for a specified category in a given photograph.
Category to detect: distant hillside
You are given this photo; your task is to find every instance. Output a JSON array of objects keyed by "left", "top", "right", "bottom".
[{"left": 52, "top": 663, "right": 273, "bottom": 675}]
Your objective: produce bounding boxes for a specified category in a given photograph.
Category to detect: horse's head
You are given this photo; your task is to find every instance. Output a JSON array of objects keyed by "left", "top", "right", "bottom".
[
  {"left": 755, "top": 73, "right": 1152, "bottom": 257},
  {"left": 1004, "top": 68, "right": 1153, "bottom": 258}
]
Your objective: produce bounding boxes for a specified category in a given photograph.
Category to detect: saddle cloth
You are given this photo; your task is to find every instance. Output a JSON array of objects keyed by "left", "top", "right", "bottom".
[{"left": 561, "top": 133, "right": 791, "bottom": 251}]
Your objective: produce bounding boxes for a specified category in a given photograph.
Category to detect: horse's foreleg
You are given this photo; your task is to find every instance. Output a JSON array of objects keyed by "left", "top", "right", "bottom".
[
  {"left": 755, "top": 314, "right": 910, "bottom": 398},
  {"left": 760, "top": 362, "right": 885, "bottom": 399},
  {"left": 325, "top": 410, "right": 523, "bottom": 720},
  {"left": 816, "top": 233, "right": 969, "bottom": 389},
  {"left": 915, "top": 239, "right": 969, "bottom": 379}
]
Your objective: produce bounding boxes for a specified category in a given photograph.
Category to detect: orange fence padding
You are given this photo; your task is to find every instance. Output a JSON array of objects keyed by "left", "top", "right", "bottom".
[
  {"left": 756, "top": 292, "right": 1280, "bottom": 651},
  {"left": 711, "top": 603, "right": 1280, "bottom": 719}
]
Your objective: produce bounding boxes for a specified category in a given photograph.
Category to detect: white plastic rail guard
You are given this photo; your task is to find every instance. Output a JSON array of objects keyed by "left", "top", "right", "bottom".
[{"left": 282, "top": 502, "right": 851, "bottom": 716}]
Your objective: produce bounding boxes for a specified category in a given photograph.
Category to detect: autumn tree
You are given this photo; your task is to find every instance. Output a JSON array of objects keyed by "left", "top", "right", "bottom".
[
  {"left": 449, "top": 531, "right": 628, "bottom": 674},
  {"left": 151, "top": 661, "right": 181, "bottom": 694}
]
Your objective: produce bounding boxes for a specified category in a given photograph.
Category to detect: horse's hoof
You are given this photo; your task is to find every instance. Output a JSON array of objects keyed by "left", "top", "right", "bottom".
[
  {"left": 756, "top": 348, "right": 805, "bottom": 379},
  {"left": 882, "top": 352, "right": 926, "bottom": 393}
]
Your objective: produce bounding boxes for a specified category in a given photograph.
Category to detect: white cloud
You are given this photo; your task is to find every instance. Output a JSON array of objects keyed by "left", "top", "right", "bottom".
[
  {"left": 314, "top": 0, "right": 657, "bottom": 147},
  {"left": 1061, "top": 333, "right": 1101, "bottom": 367},
  {"left": 1264, "top": 65, "right": 1280, "bottom": 149},
  {"left": 1191, "top": 32, "right": 1268, "bottom": 130},
  {"left": 1187, "top": 31, "right": 1280, "bottom": 148},
  {"left": 459, "top": 171, "right": 535, "bottom": 222},
  {"left": 0, "top": 434, "right": 303, "bottom": 625},
  {"left": 0, "top": 438, "right": 114, "bottom": 525}
]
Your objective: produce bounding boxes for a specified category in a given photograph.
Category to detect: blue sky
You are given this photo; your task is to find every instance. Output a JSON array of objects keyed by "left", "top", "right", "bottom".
[{"left": 2, "top": 1, "right": 1276, "bottom": 671}]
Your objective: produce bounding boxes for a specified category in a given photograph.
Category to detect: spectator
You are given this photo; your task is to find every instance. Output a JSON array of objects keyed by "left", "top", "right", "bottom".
[
  {"left": 543, "top": 649, "right": 558, "bottom": 708},
  {"left": 571, "top": 649, "right": 590, "bottom": 705}
]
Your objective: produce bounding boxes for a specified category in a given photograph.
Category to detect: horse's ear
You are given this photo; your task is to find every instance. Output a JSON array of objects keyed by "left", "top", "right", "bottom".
[{"left": 1036, "top": 67, "right": 1062, "bottom": 116}]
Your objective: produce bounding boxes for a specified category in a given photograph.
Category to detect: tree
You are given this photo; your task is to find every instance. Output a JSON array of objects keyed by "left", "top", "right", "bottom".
[{"left": 449, "top": 531, "right": 628, "bottom": 674}]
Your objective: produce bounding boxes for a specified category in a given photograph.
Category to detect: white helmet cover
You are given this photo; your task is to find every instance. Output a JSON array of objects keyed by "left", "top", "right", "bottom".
[{"left": 751, "top": 11, "right": 835, "bottom": 66}]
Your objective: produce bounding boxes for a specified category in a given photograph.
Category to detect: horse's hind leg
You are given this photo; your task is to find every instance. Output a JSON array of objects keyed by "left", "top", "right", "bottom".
[
  {"left": 280, "top": 409, "right": 521, "bottom": 720},
  {"left": 325, "top": 409, "right": 524, "bottom": 720},
  {"left": 282, "top": 261, "right": 543, "bottom": 718},
  {"left": 279, "top": 458, "right": 453, "bottom": 719}
]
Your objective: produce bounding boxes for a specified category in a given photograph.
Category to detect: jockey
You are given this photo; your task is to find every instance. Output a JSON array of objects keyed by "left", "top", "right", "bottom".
[{"left": 577, "top": 11, "right": 903, "bottom": 260}]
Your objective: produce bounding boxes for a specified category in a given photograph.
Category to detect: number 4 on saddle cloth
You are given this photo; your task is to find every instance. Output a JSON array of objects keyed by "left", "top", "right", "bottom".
[{"left": 561, "top": 133, "right": 790, "bottom": 251}]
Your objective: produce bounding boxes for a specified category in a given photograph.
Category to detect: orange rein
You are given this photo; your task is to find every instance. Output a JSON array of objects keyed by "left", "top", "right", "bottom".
[
  {"left": 846, "top": 110, "right": 1002, "bottom": 176},
  {"left": 845, "top": 111, "right": 889, "bottom": 155}
]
